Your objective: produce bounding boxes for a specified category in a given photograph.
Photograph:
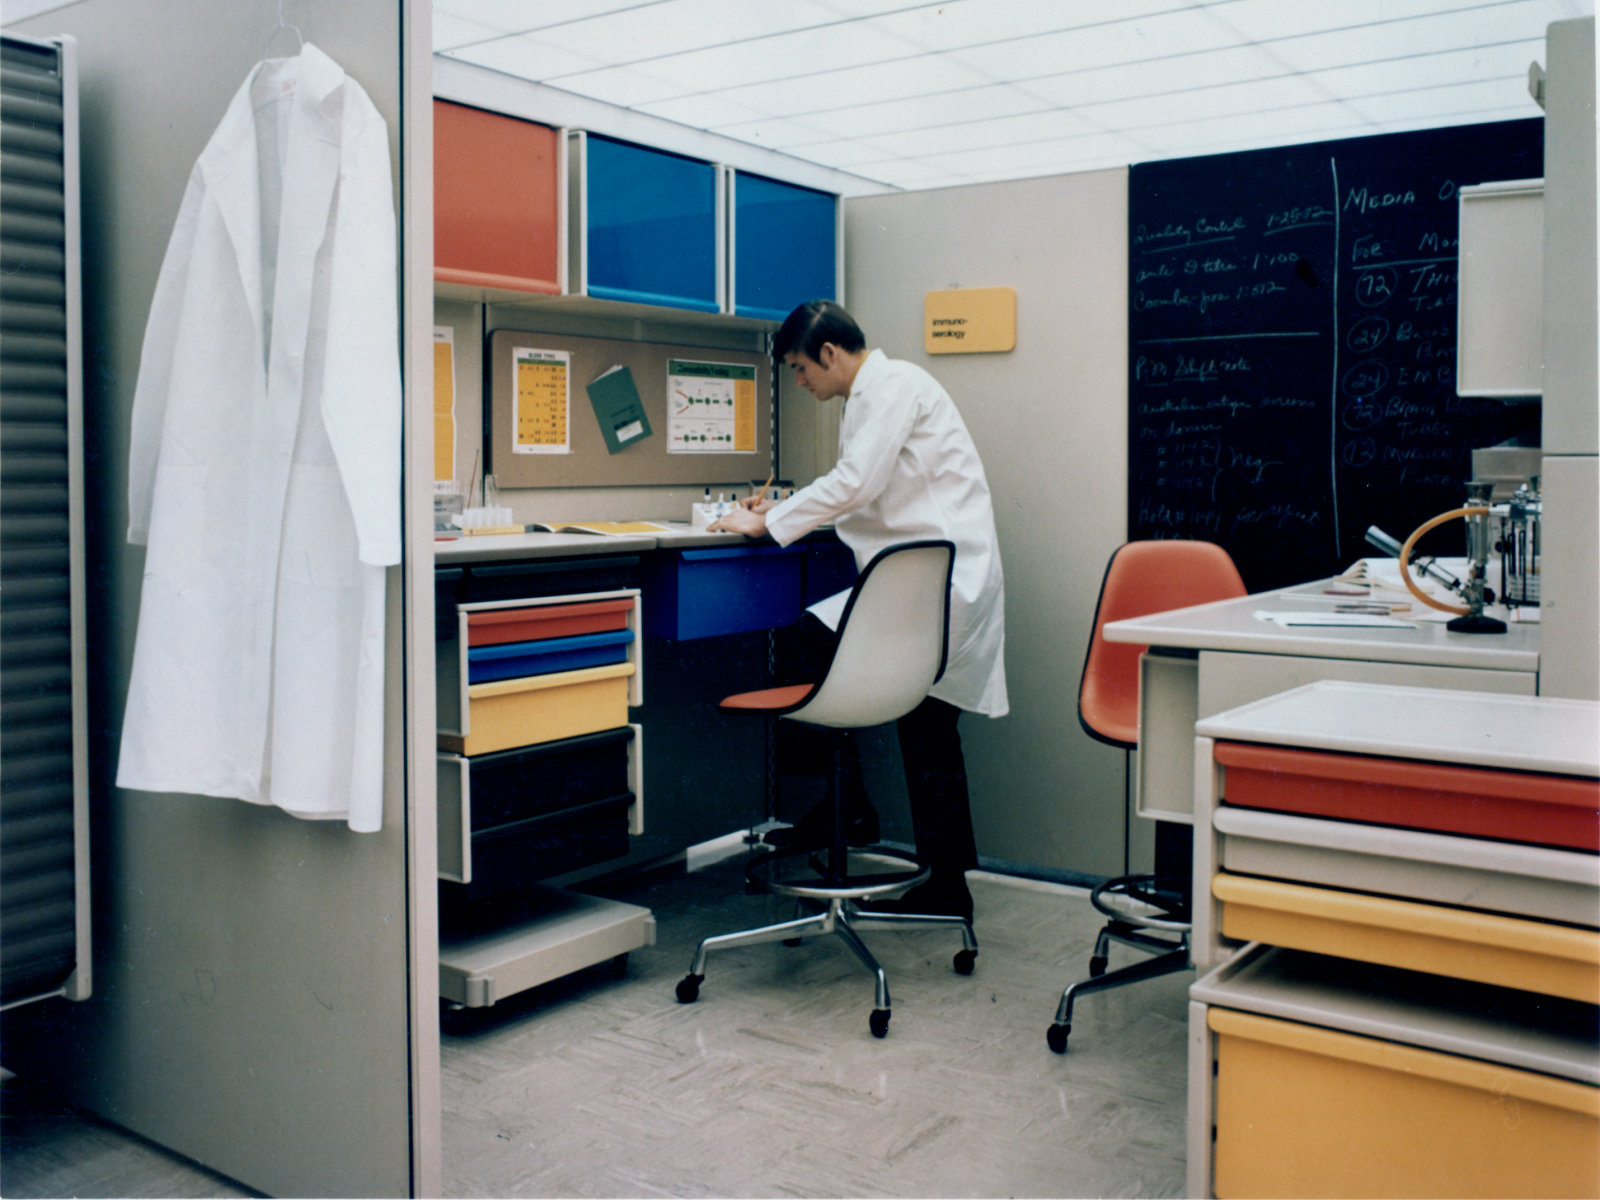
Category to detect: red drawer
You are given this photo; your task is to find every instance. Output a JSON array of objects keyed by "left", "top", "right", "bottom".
[
  {"left": 1215, "top": 741, "right": 1600, "bottom": 852},
  {"left": 466, "top": 598, "right": 634, "bottom": 647}
]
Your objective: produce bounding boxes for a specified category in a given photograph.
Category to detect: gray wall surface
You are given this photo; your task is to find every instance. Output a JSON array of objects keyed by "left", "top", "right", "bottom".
[
  {"left": 845, "top": 169, "right": 1140, "bottom": 880},
  {"left": 2, "top": 3, "right": 417, "bottom": 1196}
]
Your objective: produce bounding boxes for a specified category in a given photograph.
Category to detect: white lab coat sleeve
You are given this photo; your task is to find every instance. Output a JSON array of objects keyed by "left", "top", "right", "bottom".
[
  {"left": 765, "top": 374, "right": 919, "bottom": 546},
  {"left": 320, "top": 87, "right": 402, "bottom": 567},
  {"left": 126, "top": 167, "right": 207, "bottom": 547}
]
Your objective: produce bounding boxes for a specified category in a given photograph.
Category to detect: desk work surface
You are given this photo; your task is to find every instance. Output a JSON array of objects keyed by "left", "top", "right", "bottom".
[
  {"left": 434, "top": 524, "right": 757, "bottom": 564},
  {"left": 1195, "top": 680, "right": 1600, "bottom": 777},
  {"left": 1103, "top": 577, "right": 1539, "bottom": 672}
]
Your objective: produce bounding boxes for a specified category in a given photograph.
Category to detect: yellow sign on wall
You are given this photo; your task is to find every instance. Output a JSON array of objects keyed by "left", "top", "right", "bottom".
[{"left": 925, "top": 286, "right": 1016, "bottom": 354}]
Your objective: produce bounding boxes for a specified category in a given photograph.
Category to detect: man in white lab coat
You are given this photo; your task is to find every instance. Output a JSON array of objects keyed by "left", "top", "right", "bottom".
[
  {"left": 712, "top": 301, "right": 1007, "bottom": 918},
  {"left": 117, "top": 45, "right": 401, "bottom": 832}
]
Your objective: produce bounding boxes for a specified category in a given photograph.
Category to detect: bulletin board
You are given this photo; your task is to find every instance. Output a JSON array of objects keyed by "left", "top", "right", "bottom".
[{"left": 486, "top": 329, "right": 773, "bottom": 488}]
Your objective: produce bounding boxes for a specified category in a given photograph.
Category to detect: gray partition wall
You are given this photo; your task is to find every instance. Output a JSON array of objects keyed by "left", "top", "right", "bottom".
[
  {"left": 845, "top": 169, "right": 1139, "bottom": 882},
  {"left": 1, "top": 3, "right": 429, "bottom": 1196}
]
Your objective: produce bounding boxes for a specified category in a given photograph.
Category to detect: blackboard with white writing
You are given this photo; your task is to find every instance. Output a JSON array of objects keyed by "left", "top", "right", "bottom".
[{"left": 1128, "top": 120, "right": 1542, "bottom": 592}]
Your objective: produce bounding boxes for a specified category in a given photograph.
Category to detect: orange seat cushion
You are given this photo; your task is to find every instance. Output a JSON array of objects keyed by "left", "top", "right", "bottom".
[{"left": 720, "top": 683, "right": 815, "bottom": 711}]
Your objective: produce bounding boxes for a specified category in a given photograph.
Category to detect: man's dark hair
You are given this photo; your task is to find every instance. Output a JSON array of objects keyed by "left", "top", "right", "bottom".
[{"left": 773, "top": 300, "right": 866, "bottom": 362}]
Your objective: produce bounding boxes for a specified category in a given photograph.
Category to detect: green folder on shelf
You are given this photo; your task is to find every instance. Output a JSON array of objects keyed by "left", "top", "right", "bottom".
[{"left": 587, "top": 365, "right": 652, "bottom": 454}]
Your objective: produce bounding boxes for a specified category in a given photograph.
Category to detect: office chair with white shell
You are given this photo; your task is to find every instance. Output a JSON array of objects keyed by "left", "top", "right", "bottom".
[{"left": 675, "top": 540, "right": 978, "bottom": 1039}]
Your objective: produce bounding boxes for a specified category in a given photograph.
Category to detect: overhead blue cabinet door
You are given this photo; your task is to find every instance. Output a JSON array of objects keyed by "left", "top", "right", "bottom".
[
  {"left": 586, "top": 134, "right": 719, "bottom": 313},
  {"left": 734, "top": 172, "right": 836, "bottom": 321}
]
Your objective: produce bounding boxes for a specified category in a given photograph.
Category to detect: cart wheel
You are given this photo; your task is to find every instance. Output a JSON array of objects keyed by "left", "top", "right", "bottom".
[
  {"left": 953, "top": 949, "right": 977, "bottom": 975},
  {"left": 869, "top": 1008, "right": 890, "bottom": 1038},
  {"left": 675, "top": 973, "right": 702, "bottom": 1003},
  {"left": 1046, "top": 1023, "right": 1070, "bottom": 1054},
  {"left": 612, "top": 953, "right": 629, "bottom": 976}
]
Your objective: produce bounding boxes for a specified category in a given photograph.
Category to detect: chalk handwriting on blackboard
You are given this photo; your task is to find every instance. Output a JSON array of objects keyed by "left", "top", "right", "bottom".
[{"left": 1128, "top": 120, "right": 1541, "bottom": 591}]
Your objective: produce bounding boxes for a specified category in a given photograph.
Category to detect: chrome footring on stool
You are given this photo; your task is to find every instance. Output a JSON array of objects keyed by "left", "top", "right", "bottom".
[
  {"left": 677, "top": 847, "right": 978, "bottom": 1037},
  {"left": 1047, "top": 873, "right": 1191, "bottom": 1054}
]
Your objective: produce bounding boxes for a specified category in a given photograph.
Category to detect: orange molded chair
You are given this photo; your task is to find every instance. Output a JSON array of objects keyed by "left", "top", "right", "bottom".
[{"left": 1047, "top": 540, "right": 1247, "bottom": 1054}]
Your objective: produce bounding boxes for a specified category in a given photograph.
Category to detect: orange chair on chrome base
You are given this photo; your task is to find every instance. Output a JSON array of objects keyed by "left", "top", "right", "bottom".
[
  {"left": 1047, "top": 540, "right": 1247, "bottom": 1054},
  {"left": 675, "top": 540, "right": 978, "bottom": 1039}
]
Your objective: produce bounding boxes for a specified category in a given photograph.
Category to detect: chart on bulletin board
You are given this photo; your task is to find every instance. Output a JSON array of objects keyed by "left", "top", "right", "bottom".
[
  {"left": 667, "top": 360, "right": 757, "bottom": 453},
  {"left": 513, "top": 347, "right": 571, "bottom": 454}
]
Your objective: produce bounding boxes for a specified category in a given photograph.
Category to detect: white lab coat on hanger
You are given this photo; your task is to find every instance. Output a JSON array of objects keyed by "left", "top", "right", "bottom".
[
  {"left": 765, "top": 350, "right": 1008, "bottom": 718},
  {"left": 117, "top": 44, "right": 401, "bottom": 832}
]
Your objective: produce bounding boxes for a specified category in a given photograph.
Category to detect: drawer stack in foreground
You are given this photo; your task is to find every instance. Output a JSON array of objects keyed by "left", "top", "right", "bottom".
[{"left": 1187, "top": 682, "right": 1600, "bottom": 1199}]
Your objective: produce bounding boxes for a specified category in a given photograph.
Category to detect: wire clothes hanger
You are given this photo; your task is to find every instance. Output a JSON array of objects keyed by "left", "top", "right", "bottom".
[{"left": 260, "top": 0, "right": 304, "bottom": 61}]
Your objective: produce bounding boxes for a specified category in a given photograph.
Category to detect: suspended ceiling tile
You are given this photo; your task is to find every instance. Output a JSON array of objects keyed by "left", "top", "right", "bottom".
[
  {"left": 1084, "top": 74, "right": 1344, "bottom": 131},
  {"left": 1018, "top": 44, "right": 1292, "bottom": 109},
  {"left": 526, "top": 0, "right": 871, "bottom": 64},
  {"left": 709, "top": 115, "right": 848, "bottom": 150},
  {"left": 433, "top": 0, "right": 645, "bottom": 37},
  {"left": 444, "top": 34, "right": 612, "bottom": 82},
  {"left": 866, "top": 0, "right": 1186, "bottom": 53},
  {"left": 1342, "top": 76, "right": 1543, "bottom": 123},
  {"left": 1203, "top": 0, "right": 1511, "bottom": 41},
  {"left": 945, "top": 8, "right": 1253, "bottom": 79},
  {"left": 589, "top": 23, "right": 940, "bottom": 94},
  {"left": 1264, "top": 10, "right": 1550, "bottom": 72},
  {"left": 549, "top": 62, "right": 700, "bottom": 106},
  {"left": 433, "top": 10, "right": 513, "bottom": 52},
  {"left": 637, "top": 92, "right": 781, "bottom": 129},
  {"left": 854, "top": 107, "right": 1107, "bottom": 160},
  {"left": 778, "top": 85, "right": 1056, "bottom": 141},
  {"left": 695, "top": 52, "right": 998, "bottom": 116}
]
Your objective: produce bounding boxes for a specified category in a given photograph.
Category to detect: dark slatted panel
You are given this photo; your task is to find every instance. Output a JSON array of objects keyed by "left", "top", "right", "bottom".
[{"left": 1, "top": 35, "right": 79, "bottom": 1005}]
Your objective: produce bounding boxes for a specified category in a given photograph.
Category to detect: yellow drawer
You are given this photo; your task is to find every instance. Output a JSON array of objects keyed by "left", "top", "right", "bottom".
[
  {"left": 1210, "top": 1006, "right": 1600, "bottom": 1198},
  {"left": 1215, "top": 872, "right": 1600, "bottom": 1003},
  {"left": 439, "top": 662, "right": 635, "bottom": 757}
]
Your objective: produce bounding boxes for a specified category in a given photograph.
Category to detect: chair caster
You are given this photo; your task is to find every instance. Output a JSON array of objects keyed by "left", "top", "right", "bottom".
[
  {"left": 675, "top": 973, "right": 702, "bottom": 1003},
  {"left": 869, "top": 1008, "right": 890, "bottom": 1038},
  {"left": 1088, "top": 955, "right": 1108, "bottom": 978},
  {"left": 782, "top": 937, "right": 803, "bottom": 947},
  {"left": 1046, "top": 1022, "right": 1070, "bottom": 1054},
  {"left": 953, "top": 948, "right": 977, "bottom": 975}
]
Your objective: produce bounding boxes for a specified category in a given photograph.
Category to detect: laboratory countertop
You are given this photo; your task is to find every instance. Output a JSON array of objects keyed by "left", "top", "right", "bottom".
[
  {"left": 1194, "top": 680, "right": 1600, "bottom": 776},
  {"left": 1103, "top": 578, "right": 1541, "bottom": 672}
]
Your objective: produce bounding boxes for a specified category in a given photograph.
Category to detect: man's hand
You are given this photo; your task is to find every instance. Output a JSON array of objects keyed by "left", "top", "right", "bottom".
[{"left": 709, "top": 504, "right": 769, "bottom": 537}]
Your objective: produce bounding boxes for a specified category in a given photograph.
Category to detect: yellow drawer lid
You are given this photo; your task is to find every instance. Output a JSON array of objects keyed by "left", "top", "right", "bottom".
[
  {"left": 468, "top": 661, "right": 634, "bottom": 700},
  {"left": 1213, "top": 873, "right": 1600, "bottom": 965}
]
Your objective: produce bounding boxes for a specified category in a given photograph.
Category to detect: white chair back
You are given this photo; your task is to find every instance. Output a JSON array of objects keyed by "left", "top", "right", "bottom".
[{"left": 785, "top": 541, "right": 953, "bottom": 730}]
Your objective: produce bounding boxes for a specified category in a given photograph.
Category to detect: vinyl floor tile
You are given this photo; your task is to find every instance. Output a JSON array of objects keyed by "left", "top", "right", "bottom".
[{"left": 0, "top": 860, "right": 1190, "bottom": 1199}]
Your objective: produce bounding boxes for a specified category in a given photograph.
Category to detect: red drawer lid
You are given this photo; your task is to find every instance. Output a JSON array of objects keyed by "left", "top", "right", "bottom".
[
  {"left": 1215, "top": 740, "right": 1600, "bottom": 852},
  {"left": 466, "top": 598, "right": 634, "bottom": 647}
]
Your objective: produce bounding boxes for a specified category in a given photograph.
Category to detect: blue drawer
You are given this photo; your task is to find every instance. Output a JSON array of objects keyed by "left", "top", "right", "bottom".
[
  {"left": 642, "top": 544, "right": 806, "bottom": 640},
  {"left": 467, "top": 629, "right": 634, "bottom": 683}
]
